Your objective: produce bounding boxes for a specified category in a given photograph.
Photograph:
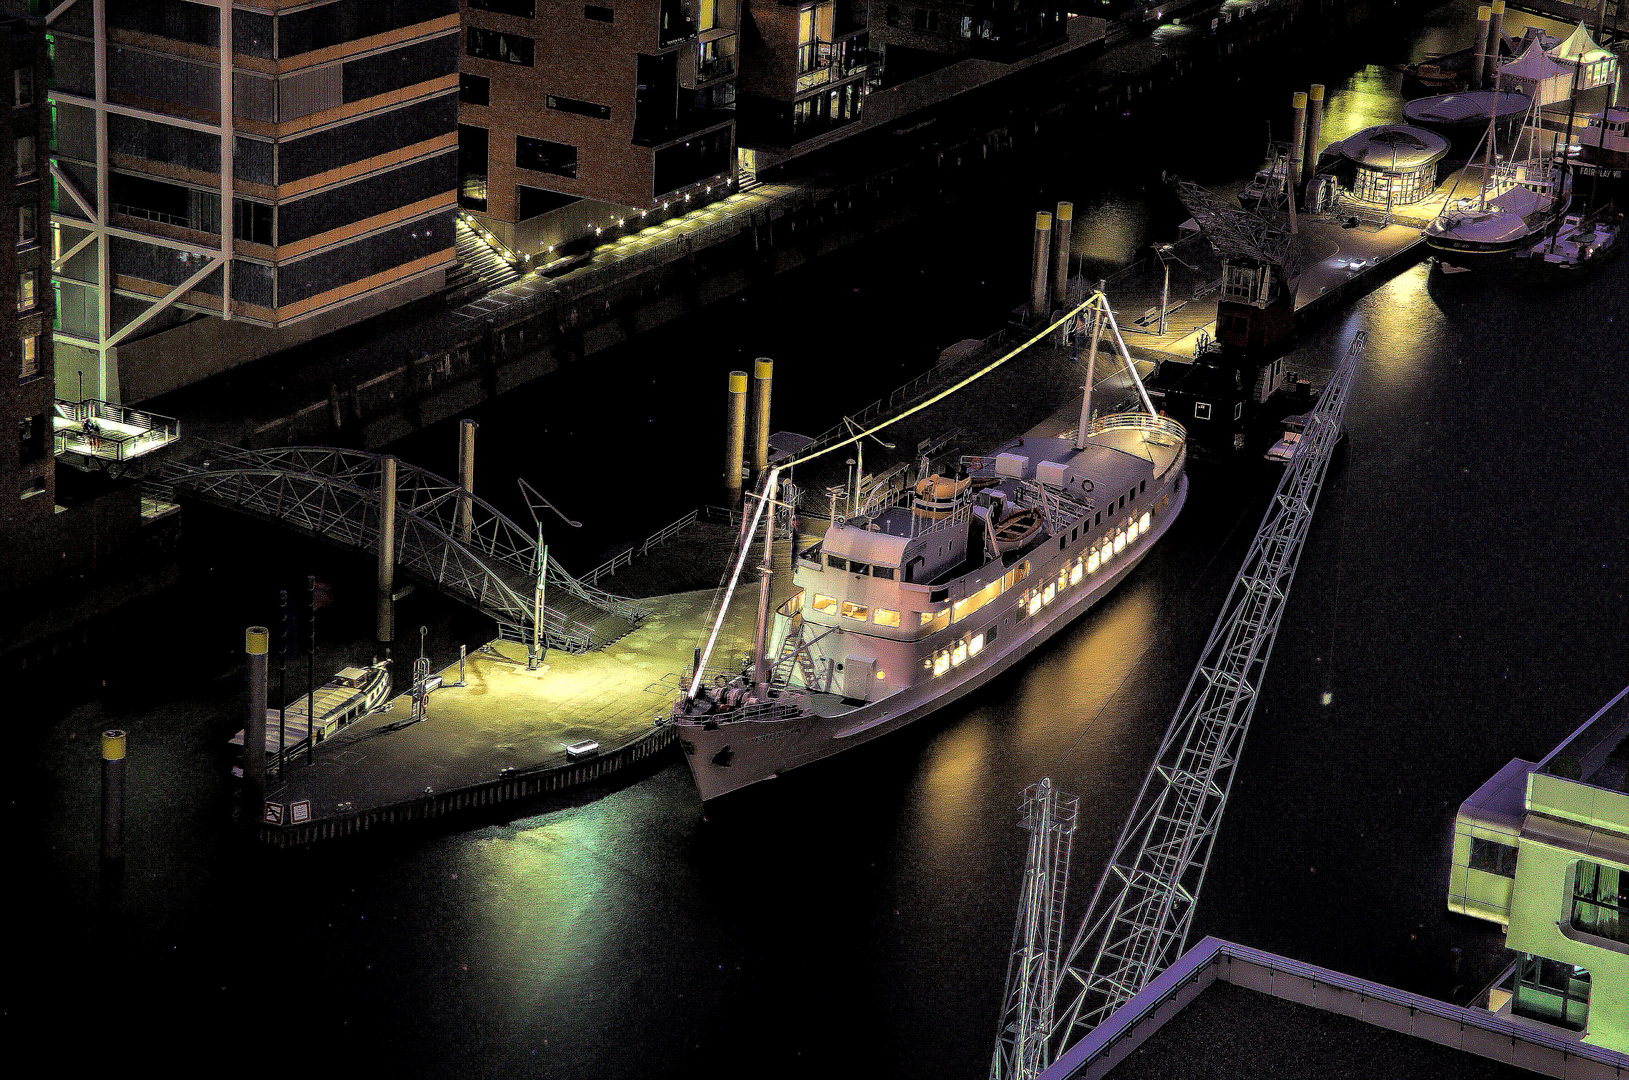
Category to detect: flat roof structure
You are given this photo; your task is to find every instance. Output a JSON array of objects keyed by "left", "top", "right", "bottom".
[{"left": 1040, "top": 938, "right": 1629, "bottom": 1080}]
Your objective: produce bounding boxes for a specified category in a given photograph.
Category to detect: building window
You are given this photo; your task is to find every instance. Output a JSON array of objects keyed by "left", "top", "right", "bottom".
[
  {"left": 1193, "top": 401, "right": 1211, "bottom": 421},
  {"left": 1572, "top": 860, "right": 1629, "bottom": 943},
  {"left": 19, "top": 332, "right": 38, "bottom": 379},
  {"left": 1513, "top": 955, "right": 1590, "bottom": 1031},
  {"left": 467, "top": 27, "right": 534, "bottom": 66},
  {"left": 460, "top": 74, "right": 491, "bottom": 106},
  {"left": 585, "top": 5, "right": 615, "bottom": 21},
  {"left": 912, "top": 8, "right": 927, "bottom": 30},
  {"left": 13, "top": 66, "right": 31, "bottom": 107},
  {"left": 1468, "top": 837, "right": 1518, "bottom": 878},
  {"left": 19, "top": 412, "right": 46, "bottom": 462},
  {"left": 546, "top": 95, "right": 612, "bottom": 120},
  {"left": 886, "top": 4, "right": 900, "bottom": 27},
  {"left": 21, "top": 474, "right": 45, "bottom": 499},
  {"left": 516, "top": 136, "right": 577, "bottom": 178},
  {"left": 1233, "top": 401, "right": 1242, "bottom": 421},
  {"left": 15, "top": 134, "right": 33, "bottom": 179},
  {"left": 469, "top": 0, "right": 536, "bottom": 15},
  {"left": 17, "top": 268, "right": 34, "bottom": 311},
  {"left": 460, "top": 125, "right": 490, "bottom": 211},
  {"left": 18, "top": 204, "right": 35, "bottom": 245}
]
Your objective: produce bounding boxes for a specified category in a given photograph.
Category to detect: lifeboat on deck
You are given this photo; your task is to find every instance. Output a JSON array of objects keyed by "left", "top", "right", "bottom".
[{"left": 991, "top": 508, "right": 1043, "bottom": 551}]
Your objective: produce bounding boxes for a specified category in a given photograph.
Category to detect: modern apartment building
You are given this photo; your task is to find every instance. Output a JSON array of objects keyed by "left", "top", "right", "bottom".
[
  {"left": 45, "top": 0, "right": 460, "bottom": 404},
  {"left": 869, "top": 0, "right": 1067, "bottom": 74},
  {"left": 736, "top": 0, "right": 869, "bottom": 155},
  {"left": 458, "top": 0, "right": 738, "bottom": 256},
  {"left": 1450, "top": 684, "right": 1629, "bottom": 1055},
  {"left": 0, "top": 10, "right": 53, "bottom": 554}
]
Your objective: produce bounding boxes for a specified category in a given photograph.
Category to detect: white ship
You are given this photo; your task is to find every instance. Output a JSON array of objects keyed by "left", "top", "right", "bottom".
[
  {"left": 1426, "top": 157, "right": 1571, "bottom": 259},
  {"left": 231, "top": 661, "right": 391, "bottom": 757},
  {"left": 674, "top": 343, "right": 1188, "bottom": 801}
]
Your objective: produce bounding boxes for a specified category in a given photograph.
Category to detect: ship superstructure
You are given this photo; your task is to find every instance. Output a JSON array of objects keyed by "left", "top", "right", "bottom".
[{"left": 673, "top": 301, "right": 1188, "bottom": 799}]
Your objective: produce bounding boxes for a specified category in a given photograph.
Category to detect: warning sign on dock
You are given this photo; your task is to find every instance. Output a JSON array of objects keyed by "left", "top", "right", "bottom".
[
  {"left": 263, "top": 802, "right": 283, "bottom": 825},
  {"left": 290, "top": 800, "right": 311, "bottom": 824}
]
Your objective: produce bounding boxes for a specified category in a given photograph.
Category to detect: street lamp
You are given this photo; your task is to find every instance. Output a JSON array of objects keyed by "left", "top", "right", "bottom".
[{"left": 517, "top": 478, "right": 582, "bottom": 670}]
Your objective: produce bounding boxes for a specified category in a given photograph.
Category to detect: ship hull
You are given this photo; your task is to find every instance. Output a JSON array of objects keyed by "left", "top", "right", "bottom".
[{"left": 678, "top": 474, "right": 1189, "bottom": 801}]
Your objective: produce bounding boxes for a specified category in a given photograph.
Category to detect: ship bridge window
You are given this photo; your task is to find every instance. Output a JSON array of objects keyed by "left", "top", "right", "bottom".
[
  {"left": 873, "top": 566, "right": 895, "bottom": 580},
  {"left": 849, "top": 561, "right": 872, "bottom": 576},
  {"left": 1140, "top": 479, "right": 1147, "bottom": 494},
  {"left": 874, "top": 608, "right": 901, "bottom": 627},
  {"left": 1469, "top": 837, "right": 1518, "bottom": 878},
  {"left": 827, "top": 554, "right": 848, "bottom": 570},
  {"left": 930, "top": 588, "right": 950, "bottom": 602},
  {"left": 813, "top": 593, "right": 838, "bottom": 613},
  {"left": 840, "top": 600, "right": 869, "bottom": 621}
]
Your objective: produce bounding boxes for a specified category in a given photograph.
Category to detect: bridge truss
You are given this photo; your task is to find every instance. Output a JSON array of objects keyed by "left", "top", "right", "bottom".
[
  {"left": 987, "top": 331, "right": 1368, "bottom": 1080},
  {"left": 155, "top": 444, "right": 646, "bottom": 654}
]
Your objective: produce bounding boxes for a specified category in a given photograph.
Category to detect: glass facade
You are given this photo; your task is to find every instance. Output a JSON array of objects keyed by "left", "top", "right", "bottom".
[
  {"left": 1513, "top": 955, "right": 1590, "bottom": 1031},
  {"left": 1351, "top": 163, "right": 1433, "bottom": 206},
  {"left": 1572, "top": 860, "right": 1629, "bottom": 944}
]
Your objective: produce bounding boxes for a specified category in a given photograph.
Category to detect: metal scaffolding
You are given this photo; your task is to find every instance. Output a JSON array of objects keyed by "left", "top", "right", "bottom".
[
  {"left": 991, "top": 778, "right": 1080, "bottom": 1080},
  {"left": 153, "top": 443, "right": 647, "bottom": 653},
  {"left": 1043, "top": 330, "right": 1369, "bottom": 1059}
]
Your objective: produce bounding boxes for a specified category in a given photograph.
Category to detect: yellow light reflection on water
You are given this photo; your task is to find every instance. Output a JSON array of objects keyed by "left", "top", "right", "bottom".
[{"left": 912, "top": 721, "right": 993, "bottom": 855}]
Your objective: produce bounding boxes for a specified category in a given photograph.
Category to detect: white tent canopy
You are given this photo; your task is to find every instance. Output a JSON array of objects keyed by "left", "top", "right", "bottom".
[
  {"left": 1546, "top": 21, "right": 1617, "bottom": 91},
  {"left": 1499, "top": 38, "right": 1574, "bottom": 107}
]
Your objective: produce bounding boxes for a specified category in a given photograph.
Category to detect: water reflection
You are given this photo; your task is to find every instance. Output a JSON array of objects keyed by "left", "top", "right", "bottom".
[{"left": 912, "top": 720, "right": 994, "bottom": 856}]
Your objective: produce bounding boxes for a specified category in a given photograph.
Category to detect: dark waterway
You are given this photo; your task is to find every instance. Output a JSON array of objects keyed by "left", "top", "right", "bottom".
[{"left": 11, "top": 3, "right": 1629, "bottom": 1075}]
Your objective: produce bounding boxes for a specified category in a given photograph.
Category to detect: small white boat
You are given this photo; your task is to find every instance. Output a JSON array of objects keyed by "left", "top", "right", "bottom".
[
  {"left": 1265, "top": 414, "right": 1308, "bottom": 463},
  {"left": 1519, "top": 210, "right": 1624, "bottom": 271},
  {"left": 231, "top": 661, "right": 391, "bottom": 756}
]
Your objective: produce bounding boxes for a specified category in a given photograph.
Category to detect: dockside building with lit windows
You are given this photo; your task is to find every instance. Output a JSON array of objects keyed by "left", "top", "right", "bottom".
[
  {"left": 45, "top": 0, "right": 460, "bottom": 403},
  {"left": 1450, "top": 684, "right": 1629, "bottom": 1054},
  {"left": 457, "top": 0, "right": 739, "bottom": 259}
]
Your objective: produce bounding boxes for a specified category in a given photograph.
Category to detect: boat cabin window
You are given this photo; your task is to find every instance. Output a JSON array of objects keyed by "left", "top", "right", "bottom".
[
  {"left": 1140, "top": 479, "right": 1147, "bottom": 494},
  {"left": 827, "top": 554, "right": 847, "bottom": 570},
  {"left": 1119, "top": 495, "right": 1126, "bottom": 510},
  {"left": 930, "top": 588, "right": 949, "bottom": 602},
  {"left": 873, "top": 566, "right": 895, "bottom": 580},
  {"left": 1059, "top": 536, "right": 1067, "bottom": 551},
  {"left": 953, "top": 577, "right": 1003, "bottom": 623},
  {"left": 840, "top": 600, "right": 869, "bottom": 621},
  {"left": 904, "top": 556, "right": 923, "bottom": 583},
  {"left": 849, "top": 561, "right": 872, "bottom": 576},
  {"left": 919, "top": 610, "right": 936, "bottom": 629},
  {"left": 873, "top": 608, "right": 901, "bottom": 627},
  {"left": 1194, "top": 401, "right": 1212, "bottom": 420},
  {"left": 1094, "top": 512, "right": 1101, "bottom": 526},
  {"left": 813, "top": 593, "right": 838, "bottom": 613}
]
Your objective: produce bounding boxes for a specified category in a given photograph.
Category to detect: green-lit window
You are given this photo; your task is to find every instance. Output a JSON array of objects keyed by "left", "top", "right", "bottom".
[
  {"left": 1513, "top": 955, "right": 1590, "bottom": 1031},
  {"left": 1469, "top": 837, "right": 1518, "bottom": 878},
  {"left": 1572, "top": 860, "right": 1629, "bottom": 944}
]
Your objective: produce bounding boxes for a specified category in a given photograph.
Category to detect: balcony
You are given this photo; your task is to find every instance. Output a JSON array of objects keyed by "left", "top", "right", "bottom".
[
  {"left": 682, "top": 27, "right": 738, "bottom": 88},
  {"left": 796, "top": 39, "right": 834, "bottom": 93},
  {"left": 54, "top": 398, "right": 180, "bottom": 463}
]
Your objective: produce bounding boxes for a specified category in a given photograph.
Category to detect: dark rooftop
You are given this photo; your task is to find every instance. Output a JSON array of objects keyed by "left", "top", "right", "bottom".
[{"left": 1107, "top": 981, "right": 1540, "bottom": 1080}]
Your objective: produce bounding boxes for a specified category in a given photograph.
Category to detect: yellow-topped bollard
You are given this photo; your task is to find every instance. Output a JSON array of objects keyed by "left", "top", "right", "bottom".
[
  {"left": 245, "top": 626, "right": 269, "bottom": 796},
  {"left": 1030, "top": 211, "right": 1053, "bottom": 319},
  {"left": 725, "top": 370, "right": 748, "bottom": 507},
  {"left": 751, "top": 358, "right": 773, "bottom": 489},
  {"left": 101, "top": 729, "right": 127, "bottom": 862},
  {"left": 1052, "top": 202, "right": 1074, "bottom": 308}
]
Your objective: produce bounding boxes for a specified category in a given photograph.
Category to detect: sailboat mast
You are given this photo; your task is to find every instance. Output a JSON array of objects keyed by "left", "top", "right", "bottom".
[{"left": 1552, "top": 45, "right": 1584, "bottom": 254}]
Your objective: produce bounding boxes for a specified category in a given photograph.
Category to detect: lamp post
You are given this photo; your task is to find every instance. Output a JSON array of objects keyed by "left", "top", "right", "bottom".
[{"left": 517, "top": 479, "right": 582, "bottom": 669}]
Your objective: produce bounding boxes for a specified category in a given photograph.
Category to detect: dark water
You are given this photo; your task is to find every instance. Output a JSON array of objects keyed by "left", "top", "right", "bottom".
[{"left": 11, "top": 2, "right": 1629, "bottom": 1074}]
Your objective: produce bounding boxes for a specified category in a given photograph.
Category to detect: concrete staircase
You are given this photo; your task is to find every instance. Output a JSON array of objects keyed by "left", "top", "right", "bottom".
[{"left": 447, "top": 218, "right": 521, "bottom": 304}]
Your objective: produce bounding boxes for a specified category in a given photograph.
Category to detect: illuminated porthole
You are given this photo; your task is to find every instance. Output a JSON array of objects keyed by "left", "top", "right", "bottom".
[{"left": 875, "top": 669, "right": 887, "bottom": 680}]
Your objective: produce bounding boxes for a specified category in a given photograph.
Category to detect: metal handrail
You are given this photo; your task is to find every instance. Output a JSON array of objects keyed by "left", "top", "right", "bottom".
[
  {"left": 580, "top": 507, "right": 702, "bottom": 586},
  {"left": 1086, "top": 412, "right": 1186, "bottom": 446}
]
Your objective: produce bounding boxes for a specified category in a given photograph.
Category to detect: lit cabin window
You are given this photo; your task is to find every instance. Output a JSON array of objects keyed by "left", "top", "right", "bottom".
[
  {"left": 1127, "top": 519, "right": 1139, "bottom": 542},
  {"left": 813, "top": 593, "right": 838, "bottom": 613},
  {"left": 874, "top": 608, "right": 901, "bottom": 627},
  {"left": 1139, "top": 511, "right": 1151, "bottom": 533},
  {"left": 969, "top": 632, "right": 985, "bottom": 657},
  {"left": 1041, "top": 583, "right": 1056, "bottom": 605},
  {"left": 1056, "top": 569, "right": 1068, "bottom": 592},
  {"left": 919, "top": 610, "right": 936, "bottom": 629},
  {"left": 1069, "top": 560, "right": 1083, "bottom": 585},
  {"left": 950, "top": 640, "right": 968, "bottom": 667},
  {"left": 933, "top": 651, "right": 951, "bottom": 676},
  {"left": 1026, "top": 590, "right": 1042, "bottom": 617},
  {"left": 1087, "top": 551, "right": 1100, "bottom": 574},
  {"left": 840, "top": 600, "right": 869, "bottom": 621},
  {"left": 1100, "top": 541, "right": 1113, "bottom": 565},
  {"left": 954, "top": 578, "right": 1003, "bottom": 623},
  {"left": 788, "top": 589, "right": 805, "bottom": 614},
  {"left": 1113, "top": 531, "right": 1126, "bottom": 553}
]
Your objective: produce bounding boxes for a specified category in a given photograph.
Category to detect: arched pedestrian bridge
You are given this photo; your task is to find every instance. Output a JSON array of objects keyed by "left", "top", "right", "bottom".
[{"left": 153, "top": 444, "right": 646, "bottom": 653}]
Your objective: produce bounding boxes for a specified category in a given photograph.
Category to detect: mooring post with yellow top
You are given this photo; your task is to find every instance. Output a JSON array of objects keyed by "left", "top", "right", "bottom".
[
  {"left": 725, "top": 370, "right": 748, "bottom": 508},
  {"left": 1305, "top": 85, "right": 1325, "bottom": 182},
  {"left": 751, "top": 357, "right": 773, "bottom": 489},
  {"left": 1030, "top": 211, "right": 1053, "bottom": 319},
  {"left": 100, "top": 729, "right": 126, "bottom": 862},
  {"left": 245, "top": 626, "right": 269, "bottom": 797},
  {"left": 1052, "top": 202, "right": 1074, "bottom": 307}
]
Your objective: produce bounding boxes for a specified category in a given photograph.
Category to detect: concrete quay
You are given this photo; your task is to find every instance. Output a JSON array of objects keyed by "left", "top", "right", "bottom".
[{"left": 256, "top": 585, "right": 763, "bottom": 846}]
